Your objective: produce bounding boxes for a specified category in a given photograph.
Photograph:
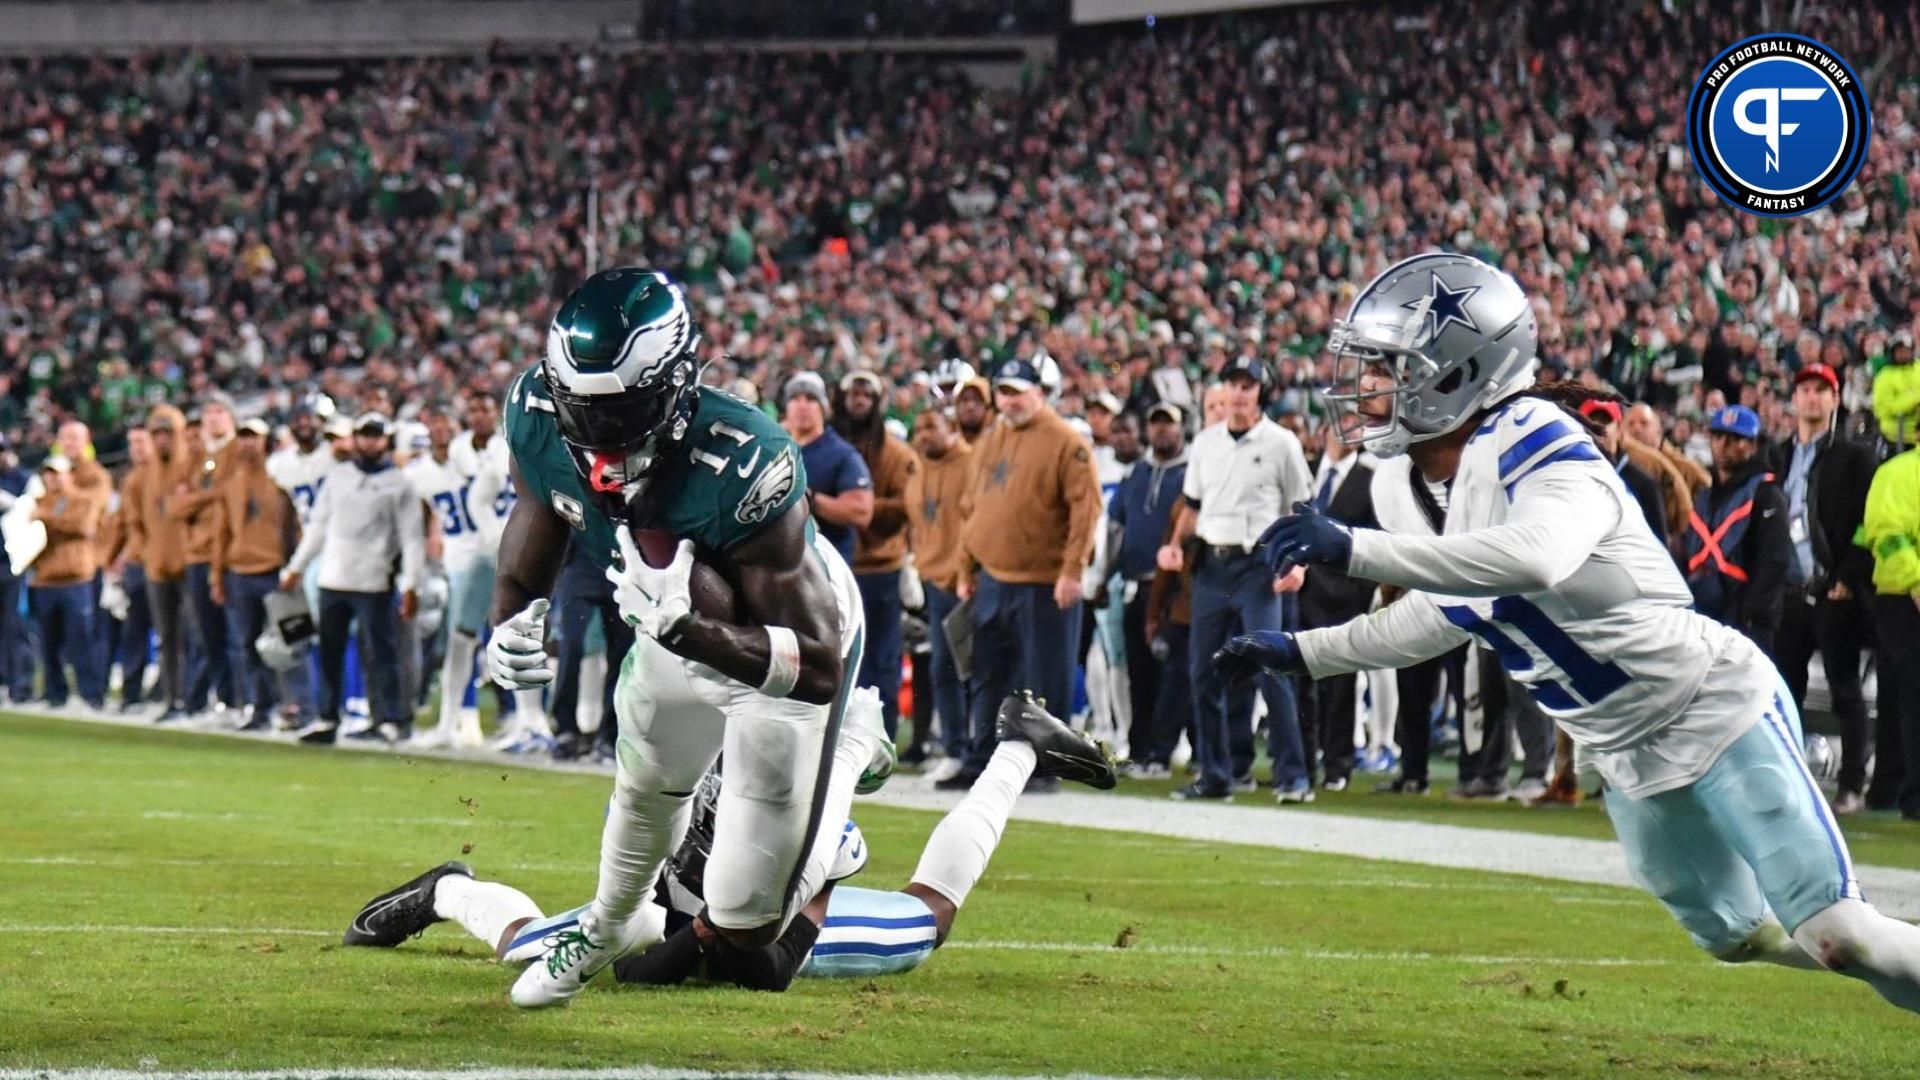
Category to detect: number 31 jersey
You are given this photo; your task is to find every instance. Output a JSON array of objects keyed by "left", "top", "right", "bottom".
[
  {"left": 1298, "top": 396, "right": 1769, "bottom": 798},
  {"left": 504, "top": 369, "right": 807, "bottom": 573}
]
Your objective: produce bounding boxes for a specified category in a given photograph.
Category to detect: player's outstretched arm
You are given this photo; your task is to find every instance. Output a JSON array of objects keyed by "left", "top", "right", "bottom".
[
  {"left": 660, "top": 500, "right": 847, "bottom": 706},
  {"left": 1343, "top": 470, "right": 1620, "bottom": 597},
  {"left": 1293, "top": 589, "right": 1471, "bottom": 677},
  {"left": 488, "top": 460, "right": 569, "bottom": 625}
]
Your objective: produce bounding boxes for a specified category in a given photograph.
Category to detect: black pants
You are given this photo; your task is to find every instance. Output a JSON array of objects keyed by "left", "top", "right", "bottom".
[
  {"left": 1869, "top": 595, "right": 1920, "bottom": 815},
  {"left": 316, "top": 588, "right": 406, "bottom": 726},
  {"left": 1299, "top": 672, "right": 1358, "bottom": 784},
  {"left": 1776, "top": 585, "right": 1874, "bottom": 795},
  {"left": 1121, "top": 584, "right": 1183, "bottom": 766},
  {"left": 145, "top": 575, "right": 189, "bottom": 709},
  {"left": 1395, "top": 646, "right": 1465, "bottom": 784},
  {"left": 1462, "top": 648, "right": 1555, "bottom": 785}
]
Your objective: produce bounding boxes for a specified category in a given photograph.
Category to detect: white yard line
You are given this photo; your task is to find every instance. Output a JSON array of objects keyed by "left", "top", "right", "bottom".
[
  {"left": 0, "top": 1060, "right": 1182, "bottom": 1068},
  {"left": 14, "top": 704, "right": 1920, "bottom": 917},
  {"left": 869, "top": 778, "right": 1920, "bottom": 919},
  {"left": 0, "top": 923, "right": 1667, "bottom": 969}
]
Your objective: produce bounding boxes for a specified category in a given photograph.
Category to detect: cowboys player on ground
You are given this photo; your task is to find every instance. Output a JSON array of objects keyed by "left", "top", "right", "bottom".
[
  {"left": 486, "top": 267, "right": 879, "bottom": 1008},
  {"left": 1216, "top": 252, "right": 1920, "bottom": 1014},
  {"left": 341, "top": 691, "right": 1116, "bottom": 989}
]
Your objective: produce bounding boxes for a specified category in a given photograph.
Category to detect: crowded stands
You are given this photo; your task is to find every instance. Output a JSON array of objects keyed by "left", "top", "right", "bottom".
[{"left": 1, "top": 0, "right": 1917, "bottom": 815}]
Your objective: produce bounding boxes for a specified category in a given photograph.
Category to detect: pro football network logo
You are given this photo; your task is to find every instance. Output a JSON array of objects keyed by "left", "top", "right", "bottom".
[{"left": 1687, "top": 33, "right": 1870, "bottom": 218}]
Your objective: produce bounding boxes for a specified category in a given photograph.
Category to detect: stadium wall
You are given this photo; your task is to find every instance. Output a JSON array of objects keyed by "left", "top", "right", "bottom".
[
  {"left": 1071, "top": 0, "right": 1346, "bottom": 24},
  {"left": 0, "top": 0, "right": 640, "bottom": 56}
]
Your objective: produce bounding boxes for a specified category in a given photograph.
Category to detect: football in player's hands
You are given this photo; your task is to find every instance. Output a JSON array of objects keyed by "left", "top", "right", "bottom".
[{"left": 624, "top": 529, "right": 738, "bottom": 622}]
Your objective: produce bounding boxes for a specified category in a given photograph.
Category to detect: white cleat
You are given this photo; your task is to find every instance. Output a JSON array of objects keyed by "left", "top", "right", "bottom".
[{"left": 509, "top": 912, "right": 628, "bottom": 1009}]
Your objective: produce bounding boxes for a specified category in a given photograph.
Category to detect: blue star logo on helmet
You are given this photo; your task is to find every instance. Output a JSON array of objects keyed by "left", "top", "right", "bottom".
[{"left": 1401, "top": 272, "right": 1481, "bottom": 345}]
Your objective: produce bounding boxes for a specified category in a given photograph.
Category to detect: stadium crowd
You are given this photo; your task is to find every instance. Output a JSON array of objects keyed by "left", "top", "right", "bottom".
[{"left": 1, "top": 0, "right": 1918, "bottom": 813}]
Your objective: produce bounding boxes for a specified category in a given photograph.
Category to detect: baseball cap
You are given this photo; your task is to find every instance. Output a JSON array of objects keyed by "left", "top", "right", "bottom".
[
  {"left": 992, "top": 356, "right": 1043, "bottom": 392},
  {"left": 839, "top": 369, "right": 887, "bottom": 395},
  {"left": 1708, "top": 405, "right": 1761, "bottom": 440},
  {"left": 200, "top": 391, "right": 237, "bottom": 416},
  {"left": 783, "top": 371, "right": 831, "bottom": 408},
  {"left": 353, "top": 412, "right": 393, "bottom": 438},
  {"left": 1147, "top": 402, "right": 1184, "bottom": 425},
  {"left": 40, "top": 455, "right": 70, "bottom": 474},
  {"left": 1577, "top": 399, "right": 1624, "bottom": 426},
  {"left": 1087, "top": 391, "right": 1123, "bottom": 415},
  {"left": 1793, "top": 363, "right": 1840, "bottom": 392},
  {"left": 1222, "top": 356, "right": 1271, "bottom": 386},
  {"left": 324, "top": 416, "right": 353, "bottom": 439},
  {"left": 238, "top": 418, "right": 271, "bottom": 438}
]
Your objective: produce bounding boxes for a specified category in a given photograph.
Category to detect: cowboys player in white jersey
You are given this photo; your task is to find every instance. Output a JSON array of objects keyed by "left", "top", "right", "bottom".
[
  {"left": 266, "top": 400, "right": 335, "bottom": 526},
  {"left": 341, "top": 691, "right": 1115, "bottom": 989},
  {"left": 1215, "top": 252, "right": 1920, "bottom": 1014},
  {"left": 404, "top": 402, "right": 490, "bottom": 748}
]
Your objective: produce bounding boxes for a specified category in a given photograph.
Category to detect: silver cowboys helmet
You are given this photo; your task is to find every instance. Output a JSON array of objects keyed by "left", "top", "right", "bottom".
[
  {"left": 1322, "top": 252, "right": 1537, "bottom": 457},
  {"left": 930, "top": 358, "right": 977, "bottom": 401}
]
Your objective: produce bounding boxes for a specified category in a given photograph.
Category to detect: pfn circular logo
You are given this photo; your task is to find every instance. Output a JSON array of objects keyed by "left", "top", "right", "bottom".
[{"left": 1688, "top": 33, "right": 1870, "bottom": 217}]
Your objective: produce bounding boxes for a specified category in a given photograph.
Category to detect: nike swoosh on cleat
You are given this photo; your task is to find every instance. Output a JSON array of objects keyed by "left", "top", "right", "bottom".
[
  {"left": 1041, "top": 748, "right": 1102, "bottom": 779},
  {"left": 351, "top": 886, "right": 423, "bottom": 936}
]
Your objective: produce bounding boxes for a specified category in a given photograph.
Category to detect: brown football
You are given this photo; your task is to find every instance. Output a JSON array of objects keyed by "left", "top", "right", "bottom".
[{"left": 632, "top": 529, "right": 739, "bottom": 622}]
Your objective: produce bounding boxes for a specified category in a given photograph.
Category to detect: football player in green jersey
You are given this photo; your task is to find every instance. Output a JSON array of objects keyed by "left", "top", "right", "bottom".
[{"left": 485, "top": 268, "right": 884, "bottom": 1008}]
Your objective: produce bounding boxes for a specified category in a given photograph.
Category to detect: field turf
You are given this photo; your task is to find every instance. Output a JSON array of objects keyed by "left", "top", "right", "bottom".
[{"left": 3, "top": 713, "right": 1917, "bottom": 1079}]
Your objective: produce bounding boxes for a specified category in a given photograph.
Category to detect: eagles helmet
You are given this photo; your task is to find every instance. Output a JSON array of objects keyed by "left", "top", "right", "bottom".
[
  {"left": 543, "top": 268, "right": 702, "bottom": 498},
  {"left": 1322, "top": 252, "right": 1537, "bottom": 457}
]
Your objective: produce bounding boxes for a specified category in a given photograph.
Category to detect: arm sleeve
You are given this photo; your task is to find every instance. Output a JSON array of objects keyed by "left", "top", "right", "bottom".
[
  {"left": 37, "top": 494, "right": 99, "bottom": 540},
  {"left": 121, "top": 475, "right": 145, "bottom": 561},
  {"left": 210, "top": 492, "right": 230, "bottom": 581},
  {"left": 397, "top": 490, "right": 427, "bottom": 593},
  {"left": 867, "top": 445, "right": 912, "bottom": 538},
  {"left": 1058, "top": 439, "right": 1104, "bottom": 579},
  {"left": 1345, "top": 469, "right": 1621, "bottom": 596},
  {"left": 1742, "top": 484, "right": 1792, "bottom": 628},
  {"left": 287, "top": 478, "right": 330, "bottom": 575},
  {"left": 1294, "top": 590, "right": 1473, "bottom": 677}
]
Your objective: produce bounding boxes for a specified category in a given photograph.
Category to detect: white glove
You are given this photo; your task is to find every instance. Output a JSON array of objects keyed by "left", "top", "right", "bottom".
[
  {"left": 898, "top": 554, "right": 925, "bottom": 612},
  {"left": 609, "top": 526, "right": 695, "bottom": 641},
  {"left": 488, "top": 598, "right": 553, "bottom": 689}
]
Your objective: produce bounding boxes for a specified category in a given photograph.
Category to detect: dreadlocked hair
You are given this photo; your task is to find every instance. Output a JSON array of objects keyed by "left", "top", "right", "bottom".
[{"left": 1509, "top": 379, "right": 1620, "bottom": 439}]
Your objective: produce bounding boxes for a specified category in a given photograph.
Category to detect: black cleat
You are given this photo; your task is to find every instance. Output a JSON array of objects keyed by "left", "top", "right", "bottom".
[
  {"left": 994, "top": 690, "right": 1117, "bottom": 790},
  {"left": 342, "top": 861, "right": 473, "bottom": 947}
]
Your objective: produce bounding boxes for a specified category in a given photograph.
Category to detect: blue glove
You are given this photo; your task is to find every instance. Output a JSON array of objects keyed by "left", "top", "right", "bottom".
[
  {"left": 1211, "top": 631, "right": 1306, "bottom": 686},
  {"left": 1256, "top": 501, "right": 1354, "bottom": 576}
]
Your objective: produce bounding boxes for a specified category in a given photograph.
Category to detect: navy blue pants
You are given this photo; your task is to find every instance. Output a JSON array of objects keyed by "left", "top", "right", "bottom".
[
  {"left": 0, "top": 573, "right": 35, "bottom": 701},
  {"left": 1188, "top": 551, "right": 1305, "bottom": 790},
  {"left": 115, "top": 563, "right": 153, "bottom": 705},
  {"left": 32, "top": 581, "right": 105, "bottom": 707},
  {"left": 856, "top": 570, "right": 904, "bottom": 739},
  {"left": 316, "top": 588, "right": 406, "bottom": 726},
  {"left": 963, "top": 572, "right": 1081, "bottom": 773},
  {"left": 923, "top": 582, "right": 971, "bottom": 758},
  {"left": 549, "top": 555, "right": 633, "bottom": 740},
  {"left": 224, "top": 570, "right": 283, "bottom": 713},
  {"left": 183, "top": 562, "right": 235, "bottom": 712}
]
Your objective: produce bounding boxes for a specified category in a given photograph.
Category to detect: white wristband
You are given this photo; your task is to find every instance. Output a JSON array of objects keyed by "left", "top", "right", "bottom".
[{"left": 760, "top": 626, "right": 801, "bottom": 698}]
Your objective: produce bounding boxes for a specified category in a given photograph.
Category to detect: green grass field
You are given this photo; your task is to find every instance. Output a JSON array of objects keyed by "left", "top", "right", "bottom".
[{"left": 3, "top": 712, "right": 1918, "bottom": 1079}]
